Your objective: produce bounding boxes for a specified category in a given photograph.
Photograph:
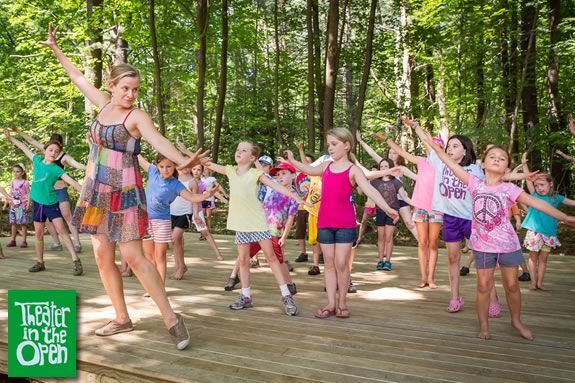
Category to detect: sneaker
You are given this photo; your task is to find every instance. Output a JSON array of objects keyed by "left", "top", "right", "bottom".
[
  {"left": 72, "top": 259, "right": 84, "bottom": 276},
  {"left": 382, "top": 261, "right": 392, "bottom": 271},
  {"left": 224, "top": 275, "right": 240, "bottom": 291},
  {"left": 318, "top": 254, "right": 324, "bottom": 264},
  {"left": 518, "top": 272, "right": 531, "bottom": 282},
  {"left": 308, "top": 265, "right": 321, "bottom": 275},
  {"left": 376, "top": 261, "right": 385, "bottom": 270},
  {"left": 348, "top": 281, "right": 357, "bottom": 293},
  {"left": 74, "top": 243, "right": 82, "bottom": 253},
  {"left": 287, "top": 283, "right": 297, "bottom": 295},
  {"left": 29, "top": 262, "right": 46, "bottom": 272},
  {"left": 6, "top": 240, "right": 17, "bottom": 247},
  {"left": 49, "top": 243, "right": 63, "bottom": 251},
  {"left": 20, "top": 241, "right": 28, "bottom": 248},
  {"left": 229, "top": 294, "right": 253, "bottom": 310},
  {"left": 282, "top": 295, "right": 298, "bottom": 316},
  {"left": 95, "top": 319, "right": 134, "bottom": 336},
  {"left": 460, "top": 266, "right": 470, "bottom": 276},
  {"left": 285, "top": 260, "right": 294, "bottom": 272},
  {"left": 168, "top": 313, "right": 190, "bottom": 350},
  {"left": 295, "top": 253, "right": 308, "bottom": 262},
  {"left": 249, "top": 258, "right": 260, "bottom": 268}
]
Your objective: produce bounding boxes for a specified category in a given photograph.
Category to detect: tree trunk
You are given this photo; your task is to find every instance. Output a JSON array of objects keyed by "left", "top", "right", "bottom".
[
  {"left": 520, "top": 0, "right": 539, "bottom": 164},
  {"left": 312, "top": 0, "right": 324, "bottom": 149},
  {"left": 343, "top": 5, "right": 354, "bottom": 132},
  {"left": 547, "top": 0, "right": 569, "bottom": 191},
  {"left": 352, "top": 0, "right": 378, "bottom": 136},
  {"left": 475, "top": 50, "right": 486, "bottom": 129},
  {"left": 306, "top": 0, "right": 315, "bottom": 152},
  {"left": 212, "top": 0, "right": 228, "bottom": 163},
  {"left": 112, "top": 25, "right": 129, "bottom": 65},
  {"left": 322, "top": 0, "right": 340, "bottom": 139},
  {"left": 273, "top": 0, "right": 281, "bottom": 146},
  {"left": 501, "top": 0, "right": 519, "bottom": 155},
  {"left": 149, "top": 0, "right": 166, "bottom": 135},
  {"left": 436, "top": 50, "right": 448, "bottom": 133},
  {"left": 196, "top": 0, "right": 208, "bottom": 148}
]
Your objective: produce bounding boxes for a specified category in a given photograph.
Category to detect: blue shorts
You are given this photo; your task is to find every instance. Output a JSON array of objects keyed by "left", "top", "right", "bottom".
[
  {"left": 474, "top": 249, "right": 525, "bottom": 269},
  {"left": 55, "top": 188, "right": 69, "bottom": 203},
  {"left": 376, "top": 209, "right": 395, "bottom": 226},
  {"left": 32, "top": 201, "right": 62, "bottom": 223},
  {"left": 442, "top": 214, "right": 471, "bottom": 243},
  {"left": 317, "top": 228, "right": 357, "bottom": 244}
]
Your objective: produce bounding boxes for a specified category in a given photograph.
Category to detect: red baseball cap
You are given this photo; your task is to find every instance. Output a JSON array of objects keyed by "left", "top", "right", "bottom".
[{"left": 270, "top": 162, "right": 296, "bottom": 176}]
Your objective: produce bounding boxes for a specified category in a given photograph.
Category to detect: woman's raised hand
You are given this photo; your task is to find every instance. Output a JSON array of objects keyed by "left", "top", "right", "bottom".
[{"left": 40, "top": 23, "right": 59, "bottom": 49}]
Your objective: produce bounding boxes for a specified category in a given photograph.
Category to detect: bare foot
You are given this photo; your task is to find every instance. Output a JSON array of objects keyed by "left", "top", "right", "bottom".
[
  {"left": 417, "top": 281, "right": 427, "bottom": 288},
  {"left": 478, "top": 330, "right": 490, "bottom": 340},
  {"left": 428, "top": 281, "right": 438, "bottom": 289},
  {"left": 536, "top": 283, "right": 544, "bottom": 290},
  {"left": 0, "top": 251, "right": 5, "bottom": 259},
  {"left": 216, "top": 254, "right": 224, "bottom": 261},
  {"left": 512, "top": 320, "right": 534, "bottom": 340},
  {"left": 529, "top": 283, "right": 537, "bottom": 290},
  {"left": 169, "top": 266, "right": 188, "bottom": 280}
]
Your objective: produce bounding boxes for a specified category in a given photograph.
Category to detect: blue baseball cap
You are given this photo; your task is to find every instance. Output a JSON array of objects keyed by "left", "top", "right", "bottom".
[{"left": 258, "top": 155, "right": 273, "bottom": 166}]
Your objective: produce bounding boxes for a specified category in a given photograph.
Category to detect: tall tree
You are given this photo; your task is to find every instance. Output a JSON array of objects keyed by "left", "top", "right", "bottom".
[
  {"left": 196, "top": 0, "right": 208, "bottom": 148},
  {"left": 85, "top": 0, "right": 103, "bottom": 125},
  {"left": 547, "top": 0, "right": 569, "bottom": 191},
  {"left": 306, "top": 0, "right": 315, "bottom": 152},
  {"left": 111, "top": 24, "right": 129, "bottom": 65},
  {"left": 312, "top": 0, "right": 325, "bottom": 148},
  {"left": 213, "top": 0, "right": 229, "bottom": 163},
  {"left": 322, "top": 0, "right": 340, "bottom": 138},
  {"left": 352, "top": 0, "right": 378, "bottom": 135},
  {"left": 149, "top": 0, "right": 166, "bottom": 134},
  {"left": 273, "top": 0, "right": 281, "bottom": 146},
  {"left": 501, "top": 0, "right": 519, "bottom": 154}
]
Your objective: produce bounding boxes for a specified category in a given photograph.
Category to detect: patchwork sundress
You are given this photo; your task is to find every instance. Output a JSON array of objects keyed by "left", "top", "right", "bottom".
[{"left": 72, "top": 106, "right": 148, "bottom": 242}]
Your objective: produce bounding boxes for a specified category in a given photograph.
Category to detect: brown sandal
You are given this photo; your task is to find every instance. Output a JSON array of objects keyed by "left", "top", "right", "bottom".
[{"left": 336, "top": 307, "right": 351, "bottom": 318}]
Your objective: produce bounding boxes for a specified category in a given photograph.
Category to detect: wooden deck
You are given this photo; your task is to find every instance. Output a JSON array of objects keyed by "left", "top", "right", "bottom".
[{"left": 1, "top": 233, "right": 575, "bottom": 383}]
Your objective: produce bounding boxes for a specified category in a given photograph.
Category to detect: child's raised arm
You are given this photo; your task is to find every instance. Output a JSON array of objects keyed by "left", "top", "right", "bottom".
[
  {"left": 293, "top": 140, "right": 310, "bottom": 165},
  {"left": 521, "top": 153, "right": 536, "bottom": 194},
  {"left": 401, "top": 116, "right": 433, "bottom": 151},
  {"left": 0, "top": 185, "right": 12, "bottom": 202},
  {"left": 385, "top": 138, "right": 419, "bottom": 165},
  {"left": 259, "top": 174, "right": 307, "bottom": 206},
  {"left": 426, "top": 136, "right": 470, "bottom": 186},
  {"left": 351, "top": 166, "right": 398, "bottom": 221},
  {"left": 63, "top": 154, "right": 86, "bottom": 171},
  {"left": 12, "top": 127, "right": 44, "bottom": 151},
  {"left": 517, "top": 192, "right": 575, "bottom": 225},
  {"left": 204, "top": 161, "right": 227, "bottom": 175},
  {"left": 556, "top": 150, "right": 575, "bottom": 164},
  {"left": 4, "top": 129, "right": 34, "bottom": 160},
  {"left": 61, "top": 174, "right": 82, "bottom": 192},
  {"left": 562, "top": 197, "right": 575, "bottom": 207},
  {"left": 284, "top": 150, "right": 327, "bottom": 177},
  {"left": 137, "top": 155, "right": 151, "bottom": 172},
  {"left": 180, "top": 183, "right": 219, "bottom": 204},
  {"left": 41, "top": 24, "right": 110, "bottom": 109},
  {"left": 356, "top": 130, "right": 383, "bottom": 164}
]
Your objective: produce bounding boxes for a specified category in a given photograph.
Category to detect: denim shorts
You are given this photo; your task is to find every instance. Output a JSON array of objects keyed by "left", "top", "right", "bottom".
[
  {"left": 474, "top": 249, "right": 525, "bottom": 269},
  {"left": 317, "top": 228, "right": 357, "bottom": 244},
  {"left": 55, "top": 187, "right": 69, "bottom": 203},
  {"left": 442, "top": 214, "right": 471, "bottom": 243}
]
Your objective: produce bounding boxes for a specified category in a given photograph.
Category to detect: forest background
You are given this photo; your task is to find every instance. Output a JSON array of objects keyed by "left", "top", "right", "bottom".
[{"left": 0, "top": 0, "right": 574, "bottom": 197}]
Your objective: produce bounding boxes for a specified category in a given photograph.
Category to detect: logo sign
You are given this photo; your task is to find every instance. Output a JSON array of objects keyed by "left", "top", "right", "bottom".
[{"left": 8, "top": 290, "right": 76, "bottom": 377}]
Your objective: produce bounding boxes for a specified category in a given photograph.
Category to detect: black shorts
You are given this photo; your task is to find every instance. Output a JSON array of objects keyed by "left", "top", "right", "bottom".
[
  {"left": 171, "top": 214, "right": 192, "bottom": 230},
  {"left": 202, "top": 200, "right": 214, "bottom": 209}
]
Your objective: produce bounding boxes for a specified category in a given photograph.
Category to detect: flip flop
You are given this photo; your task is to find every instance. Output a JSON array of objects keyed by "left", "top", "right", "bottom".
[
  {"left": 336, "top": 308, "right": 351, "bottom": 318},
  {"left": 314, "top": 307, "right": 336, "bottom": 319}
]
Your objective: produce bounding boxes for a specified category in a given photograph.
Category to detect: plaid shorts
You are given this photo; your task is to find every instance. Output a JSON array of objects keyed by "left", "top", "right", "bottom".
[{"left": 235, "top": 230, "right": 272, "bottom": 245}]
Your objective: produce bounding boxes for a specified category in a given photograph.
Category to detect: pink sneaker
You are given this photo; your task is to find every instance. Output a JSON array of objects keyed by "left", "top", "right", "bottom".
[
  {"left": 488, "top": 301, "right": 502, "bottom": 318},
  {"left": 6, "top": 240, "right": 17, "bottom": 248},
  {"left": 447, "top": 297, "right": 464, "bottom": 313}
]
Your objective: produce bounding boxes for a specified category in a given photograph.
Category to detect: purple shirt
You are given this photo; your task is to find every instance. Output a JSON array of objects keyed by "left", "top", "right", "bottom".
[{"left": 468, "top": 175, "right": 523, "bottom": 253}]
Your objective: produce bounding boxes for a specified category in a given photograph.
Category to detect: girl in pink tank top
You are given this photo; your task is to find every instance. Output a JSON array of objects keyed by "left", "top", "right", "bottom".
[{"left": 285, "top": 128, "right": 399, "bottom": 320}]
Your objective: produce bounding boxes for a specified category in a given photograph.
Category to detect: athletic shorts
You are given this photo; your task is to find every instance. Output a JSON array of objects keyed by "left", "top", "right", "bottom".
[
  {"left": 376, "top": 209, "right": 395, "bottom": 226},
  {"left": 171, "top": 214, "right": 192, "bottom": 230},
  {"left": 32, "top": 201, "right": 62, "bottom": 223},
  {"left": 474, "top": 249, "right": 525, "bottom": 269},
  {"left": 442, "top": 214, "right": 471, "bottom": 243},
  {"left": 249, "top": 236, "right": 284, "bottom": 263}
]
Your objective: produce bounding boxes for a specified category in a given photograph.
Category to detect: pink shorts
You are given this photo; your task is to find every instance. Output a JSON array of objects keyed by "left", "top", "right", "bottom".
[
  {"left": 364, "top": 207, "right": 376, "bottom": 217},
  {"left": 146, "top": 219, "right": 172, "bottom": 243}
]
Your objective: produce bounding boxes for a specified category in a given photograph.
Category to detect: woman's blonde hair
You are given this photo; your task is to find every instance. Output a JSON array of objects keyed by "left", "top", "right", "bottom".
[
  {"left": 107, "top": 63, "right": 140, "bottom": 86},
  {"left": 326, "top": 128, "right": 356, "bottom": 161}
]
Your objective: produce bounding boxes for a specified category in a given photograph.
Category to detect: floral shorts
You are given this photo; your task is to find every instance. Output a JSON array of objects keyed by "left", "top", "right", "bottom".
[
  {"left": 412, "top": 209, "right": 443, "bottom": 224},
  {"left": 523, "top": 230, "right": 560, "bottom": 253}
]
